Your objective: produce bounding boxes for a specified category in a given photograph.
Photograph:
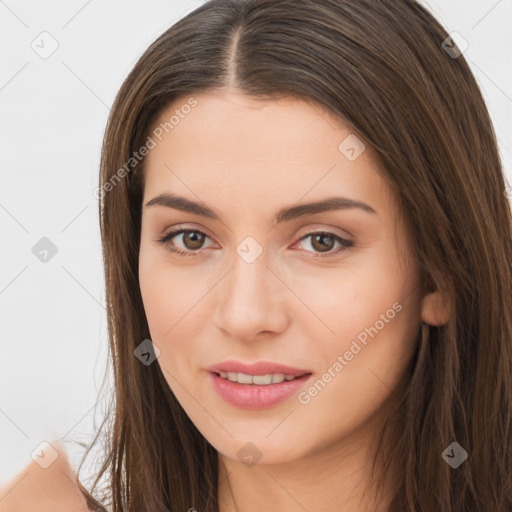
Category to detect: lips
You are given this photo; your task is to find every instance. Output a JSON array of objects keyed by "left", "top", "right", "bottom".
[
  {"left": 205, "top": 360, "right": 312, "bottom": 377},
  {"left": 207, "top": 366, "right": 314, "bottom": 409}
]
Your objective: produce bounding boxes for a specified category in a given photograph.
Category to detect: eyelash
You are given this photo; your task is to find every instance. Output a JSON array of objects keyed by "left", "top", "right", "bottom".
[{"left": 154, "top": 228, "right": 354, "bottom": 259}]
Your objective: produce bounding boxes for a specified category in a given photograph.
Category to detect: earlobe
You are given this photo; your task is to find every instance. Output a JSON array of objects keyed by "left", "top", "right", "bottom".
[{"left": 420, "top": 287, "right": 452, "bottom": 326}]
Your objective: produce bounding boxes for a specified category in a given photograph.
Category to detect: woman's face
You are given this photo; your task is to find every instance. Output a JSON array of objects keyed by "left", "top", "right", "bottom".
[{"left": 138, "top": 90, "right": 442, "bottom": 465}]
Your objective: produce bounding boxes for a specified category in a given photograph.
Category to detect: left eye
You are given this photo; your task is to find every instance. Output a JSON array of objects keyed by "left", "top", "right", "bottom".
[
  {"left": 154, "top": 229, "right": 215, "bottom": 257},
  {"left": 154, "top": 229, "right": 354, "bottom": 259}
]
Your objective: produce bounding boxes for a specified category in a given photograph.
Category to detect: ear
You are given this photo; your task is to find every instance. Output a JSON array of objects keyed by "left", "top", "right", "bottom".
[{"left": 420, "top": 279, "right": 452, "bottom": 326}]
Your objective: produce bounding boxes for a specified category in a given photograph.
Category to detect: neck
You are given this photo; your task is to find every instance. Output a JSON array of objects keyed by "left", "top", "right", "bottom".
[{"left": 217, "top": 401, "right": 400, "bottom": 512}]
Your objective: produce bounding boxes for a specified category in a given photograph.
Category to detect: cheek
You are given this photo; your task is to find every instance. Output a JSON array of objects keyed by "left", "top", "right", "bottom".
[
  {"left": 292, "top": 276, "right": 420, "bottom": 447},
  {"left": 138, "top": 266, "right": 200, "bottom": 404},
  {"left": 138, "top": 249, "right": 215, "bottom": 388},
  {"left": 293, "top": 246, "right": 421, "bottom": 388},
  {"left": 289, "top": 252, "right": 414, "bottom": 341},
  {"left": 139, "top": 242, "right": 195, "bottom": 336}
]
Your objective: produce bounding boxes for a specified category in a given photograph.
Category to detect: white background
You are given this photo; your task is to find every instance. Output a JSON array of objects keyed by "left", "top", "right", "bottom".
[{"left": 1, "top": 0, "right": 511, "bottom": 486}]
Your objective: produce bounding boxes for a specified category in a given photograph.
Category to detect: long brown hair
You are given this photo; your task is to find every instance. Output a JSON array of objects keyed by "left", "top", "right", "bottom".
[{"left": 76, "top": 1, "right": 512, "bottom": 510}]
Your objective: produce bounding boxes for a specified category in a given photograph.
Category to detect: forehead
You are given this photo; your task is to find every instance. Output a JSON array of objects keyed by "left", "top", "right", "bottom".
[
  {"left": 142, "top": 90, "right": 393, "bottom": 221},
  {"left": 150, "top": 90, "right": 360, "bottom": 159}
]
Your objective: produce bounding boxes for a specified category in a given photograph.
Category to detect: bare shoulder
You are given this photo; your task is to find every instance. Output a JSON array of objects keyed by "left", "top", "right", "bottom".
[{"left": 0, "top": 446, "right": 91, "bottom": 512}]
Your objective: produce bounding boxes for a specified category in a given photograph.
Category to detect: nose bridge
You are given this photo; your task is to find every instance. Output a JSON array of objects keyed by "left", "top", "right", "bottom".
[
  {"left": 214, "top": 239, "right": 285, "bottom": 338},
  {"left": 226, "top": 244, "right": 272, "bottom": 314}
]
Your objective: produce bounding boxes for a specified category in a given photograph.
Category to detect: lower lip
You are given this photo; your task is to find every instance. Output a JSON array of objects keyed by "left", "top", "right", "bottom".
[{"left": 208, "top": 371, "right": 312, "bottom": 409}]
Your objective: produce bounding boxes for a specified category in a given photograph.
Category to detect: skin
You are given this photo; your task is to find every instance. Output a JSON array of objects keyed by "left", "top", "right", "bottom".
[
  {"left": 138, "top": 89, "right": 450, "bottom": 512},
  {"left": 0, "top": 443, "right": 89, "bottom": 512}
]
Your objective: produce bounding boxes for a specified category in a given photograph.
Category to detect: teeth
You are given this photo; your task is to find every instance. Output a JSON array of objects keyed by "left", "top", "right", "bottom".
[{"left": 218, "top": 371, "right": 299, "bottom": 385}]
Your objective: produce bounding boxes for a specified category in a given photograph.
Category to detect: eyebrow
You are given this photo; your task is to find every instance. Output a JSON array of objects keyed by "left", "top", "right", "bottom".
[{"left": 144, "top": 193, "right": 377, "bottom": 223}]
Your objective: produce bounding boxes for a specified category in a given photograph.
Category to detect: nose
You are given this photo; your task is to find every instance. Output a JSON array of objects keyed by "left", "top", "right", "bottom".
[{"left": 213, "top": 246, "right": 289, "bottom": 343}]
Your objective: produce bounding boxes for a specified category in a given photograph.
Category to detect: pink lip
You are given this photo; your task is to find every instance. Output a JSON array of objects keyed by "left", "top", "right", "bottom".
[
  {"left": 205, "top": 360, "right": 313, "bottom": 410},
  {"left": 205, "top": 360, "right": 311, "bottom": 377}
]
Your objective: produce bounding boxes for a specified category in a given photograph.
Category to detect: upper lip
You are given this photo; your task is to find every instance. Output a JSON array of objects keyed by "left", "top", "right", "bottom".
[{"left": 206, "top": 360, "right": 312, "bottom": 377}]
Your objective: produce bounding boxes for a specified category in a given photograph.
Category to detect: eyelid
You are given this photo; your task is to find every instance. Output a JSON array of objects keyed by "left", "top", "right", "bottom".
[
  {"left": 157, "top": 223, "right": 352, "bottom": 242},
  {"left": 295, "top": 223, "right": 354, "bottom": 240},
  {"left": 154, "top": 225, "right": 218, "bottom": 251},
  {"left": 154, "top": 223, "right": 355, "bottom": 258},
  {"left": 157, "top": 223, "right": 217, "bottom": 243}
]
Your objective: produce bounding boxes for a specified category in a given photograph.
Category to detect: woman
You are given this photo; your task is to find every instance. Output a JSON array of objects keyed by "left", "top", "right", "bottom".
[
  {"left": 6, "top": 0, "right": 511, "bottom": 510},
  {"left": 0, "top": 443, "right": 90, "bottom": 511}
]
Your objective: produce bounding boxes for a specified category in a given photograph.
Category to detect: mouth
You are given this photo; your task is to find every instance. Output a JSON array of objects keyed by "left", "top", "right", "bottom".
[
  {"left": 210, "top": 370, "right": 311, "bottom": 385},
  {"left": 205, "top": 360, "right": 314, "bottom": 409},
  {"left": 205, "top": 359, "right": 312, "bottom": 379}
]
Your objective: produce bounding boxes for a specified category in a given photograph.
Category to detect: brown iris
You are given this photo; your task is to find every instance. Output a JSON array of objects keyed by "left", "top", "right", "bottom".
[
  {"left": 309, "top": 233, "right": 335, "bottom": 253},
  {"left": 182, "top": 230, "right": 205, "bottom": 250}
]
